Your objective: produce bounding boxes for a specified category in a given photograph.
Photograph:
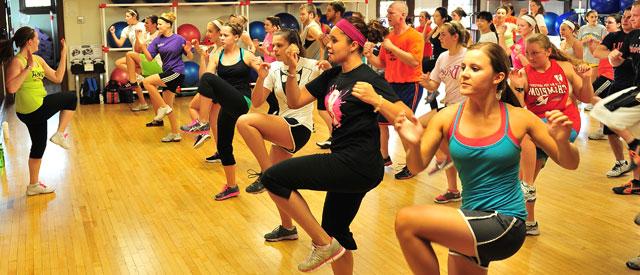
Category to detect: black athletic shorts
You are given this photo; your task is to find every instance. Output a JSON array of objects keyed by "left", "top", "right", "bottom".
[
  {"left": 277, "top": 117, "right": 312, "bottom": 154},
  {"left": 379, "top": 82, "right": 422, "bottom": 124},
  {"left": 450, "top": 209, "right": 526, "bottom": 268},
  {"left": 159, "top": 71, "right": 185, "bottom": 93},
  {"left": 593, "top": 75, "right": 613, "bottom": 97}
]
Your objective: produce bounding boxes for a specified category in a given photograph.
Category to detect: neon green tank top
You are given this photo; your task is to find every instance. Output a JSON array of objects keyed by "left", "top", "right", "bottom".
[{"left": 15, "top": 54, "right": 47, "bottom": 114}]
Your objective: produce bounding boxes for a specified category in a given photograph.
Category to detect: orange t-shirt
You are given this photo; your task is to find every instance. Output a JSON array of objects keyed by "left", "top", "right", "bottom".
[{"left": 379, "top": 27, "right": 424, "bottom": 83}]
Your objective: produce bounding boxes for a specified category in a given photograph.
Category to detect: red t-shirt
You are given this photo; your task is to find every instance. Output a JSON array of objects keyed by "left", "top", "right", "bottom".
[
  {"left": 416, "top": 25, "right": 433, "bottom": 58},
  {"left": 597, "top": 58, "right": 614, "bottom": 80}
]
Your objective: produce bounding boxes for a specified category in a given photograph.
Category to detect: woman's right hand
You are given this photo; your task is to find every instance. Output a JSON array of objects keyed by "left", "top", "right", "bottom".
[
  {"left": 394, "top": 112, "right": 424, "bottom": 146},
  {"left": 509, "top": 69, "right": 526, "bottom": 89},
  {"left": 363, "top": 41, "right": 375, "bottom": 57},
  {"left": 284, "top": 44, "right": 299, "bottom": 69},
  {"left": 109, "top": 26, "right": 116, "bottom": 34},
  {"left": 497, "top": 24, "right": 507, "bottom": 35},
  {"left": 25, "top": 49, "right": 34, "bottom": 70},
  {"left": 192, "top": 39, "right": 204, "bottom": 55},
  {"left": 257, "top": 62, "right": 270, "bottom": 79}
]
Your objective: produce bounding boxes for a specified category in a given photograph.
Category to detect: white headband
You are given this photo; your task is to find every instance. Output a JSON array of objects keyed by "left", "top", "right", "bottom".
[
  {"left": 211, "top": 19, "right": 223, "bottom": 30},
  {"left": 561, "top": 20, "right": 575, "bottom": 30},
  {"left": 521, "top": 15, "right": 537, "bottom": 28}
]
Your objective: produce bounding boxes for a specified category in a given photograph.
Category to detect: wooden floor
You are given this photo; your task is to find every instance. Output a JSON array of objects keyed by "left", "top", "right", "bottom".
[{"left": 0, "top": 96, "right": 638, "bottom": 274}]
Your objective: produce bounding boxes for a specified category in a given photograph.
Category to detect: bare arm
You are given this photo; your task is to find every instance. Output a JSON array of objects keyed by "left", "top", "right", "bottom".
[
  {"left": 561, "top": 61, "right": 594, "bottom": 103},
  {"left": 525, "top": 109, "right": 580, "bottom": 169},
  {"left": 251, "top": 63, "right": 271, "bottom": 108},
  {"left": 4, "top": 57, "right": 31, "bottom": 94},
  {"left": 394, "top": 109, "right": 452, "bottom": 174},
  {"left": 109, "top": 26, "right": 127, "bottom": 48},
  {"left": 592, "top": 44, "right": 609, "bottom": 59},
  {"left": 572, "top": 40, "right": 584, "bottom": 60}
]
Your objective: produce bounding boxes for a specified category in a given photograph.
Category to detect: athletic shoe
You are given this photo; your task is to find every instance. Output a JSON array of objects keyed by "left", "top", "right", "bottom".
[
  {"left": 607, "top": 160, "right": 631, "bottom": 177},
  {"left": 427, "top": 159, "right": 454, "bottom": 175},
  {"left": 245, "top": 169, "right": 265, "bottom": 194},
  {"left": 426, "top": 91, "right": 439, "bottom": 104},
  {"left": 395, "top": 166, "right": 414, "bottom": 180},
  {"left": 49, "top": 132, "right": 71, "bottom": 149},
  {"left": 193, "top": 134, "right": 211, "bottom": 149},
  {"left": 264, "top": 225, "right": 298, "bottom": 242},
  {"left": 584, "top": 103, "right": 593, "bottom": 111},
  {"left": 525, "top": 221, "right": 540, "bottom": 236},
  {"left": 214, "top": 185, "right": 239, "bottom": 201},
  {"left": 130, "top": 103, "right": 150, "bottom": 112},
  {"left": 26, "top": 181, "right": 55, "bottom": 196},
  {"left": 316, "top": 137, "right": 332, "bottom": 149},
  {"left": 520, "top": 181, "right": 537, "bottom": 202},
  {"left": 612, "top": 180, "right": 640, "bottom": 195},
  {"left": 154, "top": 105, "right": 173, "bottom": 121},
  {"left": 635, "top": 212, "right": 640, "bottom": 226},
  {"left": 181, "top": 119, "right": 199, "bottom": 131},
  {"left": 205, "top": 152, "right": 221, "bottom": 163},
  {"left": 146, "top": 120, "right": 164, "bottom": 127},
  {"left": 121, "top": 81, "right": 138, "bottom": 91},
  {"left": 187, "top": 122, "right": 210, "bottom": 133},
  {"left": 628, "top": 256, "right": 640, "bottom": 270},
  {"left": 383, "top": 156, "right": 393, "bottom": 167},
  {"left": 161, "top": 133, "right": 182, "bottom": 143},
  {"left": 588, "top": 130, "right": 607, "bottom": 140},
  {"left": 434, "top": 190, "right": 461, "bottom": 204},
  {"left": 297, "top": 238, "right": 346, "bottom": 272}
]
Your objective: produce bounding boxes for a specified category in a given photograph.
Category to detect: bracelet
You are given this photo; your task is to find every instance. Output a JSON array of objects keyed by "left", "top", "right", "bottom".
[{"left": 373, "top": 95, "right": 383, "bottom": 113}]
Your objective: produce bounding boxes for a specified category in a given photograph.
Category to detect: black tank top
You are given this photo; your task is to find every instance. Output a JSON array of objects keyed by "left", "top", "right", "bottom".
[
  {"left": 430, "top": 28, "right": 445, "bottom": 59},
  {"left": 217, "top": 48, "right": 252, "bottom": 97}
]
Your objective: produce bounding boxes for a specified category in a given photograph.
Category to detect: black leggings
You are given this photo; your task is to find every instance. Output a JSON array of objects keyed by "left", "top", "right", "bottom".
[
  {"left": 261, "top": 153, "right": 383, "bottom": 250},
  {"left": 16, "top": 92, "right": 77, "bottom": 159},
  {"left": 197, "top": 73, "right": 250, "bottom": 166}
]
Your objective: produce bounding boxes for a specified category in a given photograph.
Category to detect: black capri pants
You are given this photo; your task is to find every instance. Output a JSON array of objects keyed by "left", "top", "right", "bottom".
[
  {"left": 197, "top": 73, "right": 250, "bottom": 166},
  {"left": 16, "top": 92, "right": 77, "bottom": 159},
  {"left": 261, "top": 153, "right": 384, "bottom": 250}
]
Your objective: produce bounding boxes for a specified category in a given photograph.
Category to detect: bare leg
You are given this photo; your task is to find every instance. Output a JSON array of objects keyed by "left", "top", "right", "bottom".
[
  {"left": 209, "top": 103, "right": 220, "bottom": 143},
  {"left": 28, "top": 158, "right": 42, "bottom": 185},
  {"left": 520, "top": 135, "right": 537, "bottom": 184},
  {"left": 268, "top": 191, "right": 332, "bottom": 246},
  {"left": 56, "top": 110, "right": 75, "bottom": 133},
  {"left": 331, "top": 250, "right": 354, "bottom": 275},
  {"left": 163, "top": 91, "right": 178, "bottom": 133},
  {"left": 236, "top": 114, "right": 294, "bottom": 171},
  {"left": 609, "top": 134, "right": 625, "bottom": 162},
  {"left": 198, "top": 96, "right": 213, "bottom": 124},
  {"left": 223, "top": 165, "right": 236, "bottom": 187},
  {"left": 188, "top": 94, "right": 201, "bottom": 121},
  {"left": 141, "top": 75, "right": 166, "bottom": 112},
  {"left": 380, "top": 125, "right": 390, "bottom": 159},
  {"left": 448, "top": 254, "right": 488, "bottom": 275},
  {"left": 115, "top": 56, "right": 127, "bottom": 72}
]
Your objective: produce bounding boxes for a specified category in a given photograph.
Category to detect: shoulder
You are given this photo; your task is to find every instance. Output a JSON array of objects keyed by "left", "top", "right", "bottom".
[
  {"left": 556, "top": 60, "right": 574, "bottom": 72},
  {"left": 506, "top": 104, "right": 536, "bottom": 124}
]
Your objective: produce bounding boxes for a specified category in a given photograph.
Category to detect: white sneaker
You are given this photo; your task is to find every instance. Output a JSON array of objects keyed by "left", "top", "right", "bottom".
[
  {"left": 161, "top": 133, "right": 182, "bottom": 142},
  {"left": 588, "top": 128, "right": 607, "bottom": 140},
  {"left": 154, "top": 105, "right": 173, "bottom": 121},
  {"left": 49, "top": 132, "right": 71, "bottom": 149},
  {"left": 606, "top": 160, "right": 631, "bottom": 177},
  {"left": 26, "top": 181, "right": 55, "bottom": 196},
  {"left": 130, "top": 103, "right": 150, "bottom": 112}
]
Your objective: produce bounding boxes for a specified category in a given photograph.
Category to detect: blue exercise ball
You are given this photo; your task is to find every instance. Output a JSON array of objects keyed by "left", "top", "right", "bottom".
[
  {"left": 590, "top": 0, "right": 619, "bottom": 14},
  {"left": 344, "top": 11, "right": 353, "bottom": 18},
  {"left": 107, "top": 21, "right": 131, "bottom": 48},
  {"left": 320, "top": 15, "right": 329, "bottom": 25},
  {"left": 111, "top": 0, "right": 135, "bottom": 3},
  {"left": 555, "top": 11, "right": 578, "bottom": 35},
  {"left": 249, "top": 21, "right": 266, "bottom": 41},
  {"left": 184, "top": 61, "right": 200, "bottom": 87},
  {"left": 544, "top": 12, "right": 558, "bottom": 36},
  {"left": 276, "top": 12, "right": 300, "bottom": 31},
  {"left": 621, "top": 0, "right": 634, "bottom": 10}
]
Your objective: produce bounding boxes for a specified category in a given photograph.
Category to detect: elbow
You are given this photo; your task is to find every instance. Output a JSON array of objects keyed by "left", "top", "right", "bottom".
[
  {"left": 287, "top": 101, "right": 302, "bottom": 109},
  {"left": 410, "top": 60, "right": 420, "bottom": 67}
]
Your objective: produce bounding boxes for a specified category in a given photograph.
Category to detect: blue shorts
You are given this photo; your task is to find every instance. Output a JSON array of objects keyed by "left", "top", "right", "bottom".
[
  {"left": 535, "top": 118, "right": 578, "bottom": 160},
  {"left": 378, "top": 82, "right": 422, "bottom": 124}
]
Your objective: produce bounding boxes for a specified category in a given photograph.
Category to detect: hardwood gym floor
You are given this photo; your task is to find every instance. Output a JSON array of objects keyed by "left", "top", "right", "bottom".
[{"left": 0, "top": 96, "right": 638, "bottom": 274}]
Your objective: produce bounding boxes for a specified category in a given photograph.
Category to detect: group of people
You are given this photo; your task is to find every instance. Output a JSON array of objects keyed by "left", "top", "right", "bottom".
[{"left": 3, "top": 0, "right": 640, "bottom": 273}]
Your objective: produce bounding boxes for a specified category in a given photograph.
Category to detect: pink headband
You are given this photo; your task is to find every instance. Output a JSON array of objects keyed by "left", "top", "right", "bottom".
[{"left": 336, "top": 19, "right": 366, "bottom": 47}]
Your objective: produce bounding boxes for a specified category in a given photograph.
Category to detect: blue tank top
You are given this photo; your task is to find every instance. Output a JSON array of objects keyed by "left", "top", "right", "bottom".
[{"left": 448, "top": 101, "right": 527, "bottom": 220}]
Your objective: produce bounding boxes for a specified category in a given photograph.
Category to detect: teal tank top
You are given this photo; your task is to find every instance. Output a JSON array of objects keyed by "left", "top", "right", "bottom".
[{"left": 448, "top": 101, "right": 527, "bottom": 220}]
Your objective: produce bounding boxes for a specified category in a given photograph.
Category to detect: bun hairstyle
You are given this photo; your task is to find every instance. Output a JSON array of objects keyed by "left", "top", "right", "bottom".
[
  {"left": 266, "top": 16, "right": 281, "bottom": 29},
  {"left": 468, "top": 42, "right": 521, "bottom": 107},
  {"left": 224, "top": 22, "right": 244, "bottom": 37},
  {"left": 442, "top": 21, "right": 469, "bottom": 46},
  {"left": 274, "top": 28, "right": 305, "bottom": 57},
  {"left": 435, "top": 7, "right": 453, "bottom": 24},
  {"left": 0, "top": 26, "right": 36, "bottom": 62},
  {"left": 452, "top": 7, "right": 468, "bottom": 18},
  {"left": 342, "top": 16, "right": 388, "bottom": 53}
]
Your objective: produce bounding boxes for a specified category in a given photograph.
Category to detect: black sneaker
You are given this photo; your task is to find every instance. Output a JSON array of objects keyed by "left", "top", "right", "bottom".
[
  {"left": 145, "top": 120, "right": 164, "bottom": 127},
  {"left": 395, "top": 166, "right": 414, "bottom": 180},
  {"left": 264, "top": 225, "right": 298, "bottom": 242},
  {"left": 245, "top": 169, "right": 265, "bottom": 194},
  {"left": 383, "top": 156, "right": 392, "bottom": 167},
  {"left": 316, "top": 137, "right": 332, "bottom": 149},
  {"left": 205, "top": 152, "right": 221, "bottom": 163},
  {"left": 214, "top": 185, "right": 239, "bottom": 201}
]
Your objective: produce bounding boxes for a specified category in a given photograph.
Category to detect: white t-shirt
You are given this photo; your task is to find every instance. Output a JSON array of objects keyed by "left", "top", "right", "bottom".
[
  {"left": 578, "top": 24, "right": 607, "bottom": 65},
  {"left": 120, "top": 22, "right": 145, "bottom": 47},
  {"left": 535, "top": 14, "right": 546, "bottom": 30},
  {"left": 478, "top": 32, "right": 498, "bottom": 44},
  {"left": 430, "top": 48, "right": 467, "bottom": 105},
  {"left": 263, "top": 57, "right": 321, "bottom": 130}
]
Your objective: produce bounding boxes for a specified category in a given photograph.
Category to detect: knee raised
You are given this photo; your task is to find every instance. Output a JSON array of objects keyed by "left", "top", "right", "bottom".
[
  {"left": 236, "top": 114, "right": 253, "bottom": 131},
  {"left": 395, "top": 207, "right": 418, "bottom": 238}
]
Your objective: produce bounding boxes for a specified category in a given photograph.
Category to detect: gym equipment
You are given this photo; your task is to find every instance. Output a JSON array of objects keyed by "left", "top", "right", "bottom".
[
  {"left": 621, "top": 0, "right": 634, "bottom": 10},
  {"left": 275, "top": 13, "right": 300, "bottom": 31},
  {"left": 590, "top": 0, "right": 619, "bottom": 15},
  {"left": 183, "top": 61, "right": 200, "bottom": 87},
  {"left": 544, "top": 12, "right": 559, "bottom": 36},
  {"left": 110, "top": 67, "right": 129, "bottom": 85},
  {"left": 107, "top": 21, "right": 132, "bottom": 48},
  {"left": 249, "top": 21, "right": 266, "bottom": 41},
  {"left": 177, "top": 24, "right": 201, "bottom": 43}
]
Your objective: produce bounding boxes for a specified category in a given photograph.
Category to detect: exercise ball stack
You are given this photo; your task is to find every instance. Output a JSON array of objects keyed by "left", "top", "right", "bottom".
[
  {"left": 544, "top": 12, "right": 559, "bottom": 36},
  {"left": 177, "top": 24, "right": 201, "bottom": 43},
  {"left": 110, "top": 68, "right": 129, "bottom": 85},
  {"left": 107, "top": 21, "right": 132, "bottom": 48},
  {"left": 590, "top": 0, "right": 619, "bottom": 14},
  {"left": 249, "top": 21, "right": 266, "bottom": 41},
  {"left": 183, "top": 61, "right": 200, "bottom": 87},
  {"left": 276, "top": 13, "right": 300, "bottom": 31}
]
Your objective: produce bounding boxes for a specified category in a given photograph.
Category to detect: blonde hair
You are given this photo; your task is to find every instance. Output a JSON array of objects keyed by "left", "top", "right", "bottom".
[
  {"left": 441, "top": 21, "right": 469, "bottom": 46},
  {"left": 159, "top": 12, "right": 176, "bottom": 25},
  {"left": 526, "top": 33, "right": 583, "bottom": 66}
]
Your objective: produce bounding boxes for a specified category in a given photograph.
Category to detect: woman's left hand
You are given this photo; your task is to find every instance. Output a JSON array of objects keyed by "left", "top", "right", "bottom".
[
  {"left": 183, "top": 40, "right": 192, "bottom": 52},
  {"left": 60, "top": 38, "right": 66, "bottom": 54},
  {"left": 545, "top": 110, "right": 573, "bottom": 141},
  {"left": 316, "top": 60, "right": 331, "bottom": 71},
  {"left": 352, "top": 81, "right": 379, "bottom": 106},
  {"left": 574, "top": 63, "right": 591, "bottom": 79}
]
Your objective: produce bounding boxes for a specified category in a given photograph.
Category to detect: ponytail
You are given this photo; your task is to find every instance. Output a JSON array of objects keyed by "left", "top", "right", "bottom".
[
  {"left": 0, "top": 39, "right": 13, "bottom": 63},
  {"left": 1, "top": 27, "right": 36, "bottom": 63}
]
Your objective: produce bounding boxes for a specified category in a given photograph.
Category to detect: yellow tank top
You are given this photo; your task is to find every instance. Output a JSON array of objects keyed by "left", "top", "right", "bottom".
[{"left": 15, "top": 54, "right": 47, "bottom": 114}]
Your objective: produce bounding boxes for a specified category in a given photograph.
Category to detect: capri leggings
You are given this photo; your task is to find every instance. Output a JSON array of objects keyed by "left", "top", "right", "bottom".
[
  {"left": 197, "top": 72, "right": 250, "bottom": 166},
  {"left": 16, "top": 92, "right": 77, "bottom": 159},
  {"left": 261, "top": 153, "right": 384, "bottom": 250}
]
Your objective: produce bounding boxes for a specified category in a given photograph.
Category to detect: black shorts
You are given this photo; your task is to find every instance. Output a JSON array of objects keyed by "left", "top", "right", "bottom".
[
  {"left": 379, "top": 82, "right": 422, "bottom": 124},
  {"left": 450, "top": 209, "right": 526, "bottom": 268},
  {"left": 423, "top": 57, "right": 437, "bottom": 73},
  {"left": 276, "top": 117, "right": 312, "bottom": 154},
  {"left": 593, "top": 76, "right": 613, "bottom": 97},
  {"left": 159, "top": 71, "right": 185, "bottom": 93}
]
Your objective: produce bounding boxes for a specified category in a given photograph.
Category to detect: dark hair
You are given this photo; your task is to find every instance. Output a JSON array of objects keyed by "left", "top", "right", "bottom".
[
  {"left": 585, "top": 9, "right": 598, "bottom": 18},
  {"left": 521, "top": 14, "right": 541, "bottom": 34},
  {"left": 442, "top": 21, "right": 469, "bottom": 46},
  {"left": 607, "top": 13, "right": 622, "bottom": 25},
  {"left": 452, "top": 7, "right": 467, "bottom": 18},
  {"left": 328, "top": 1, "right": 346, "bottom": 17},
  {"left": 274, "top": 28, "right": 305, "bottom": 57},
  {"left": 434, "top": 7, "right": 452, "bottom": 24},
  {"left": 476, "top": 11, "right": 497, "bottom": 37},
  {"left": 530, "top": 0, "right": 545, "bottom": 15},
  {"left": 506, "top": 3, "right": 515, "bottom": 16},
  {"left": 343, "top": 16, "right": 388, "bottom": 53},
  {"left": 350, "top": 11, "right": 364, "bottom": 19},
  {"left": 224, "top": 22, "right": 244, "bottom": 36},
  {"left": 468, "top": 42, "right": 520, "bottom": 107},
  {"left": 126, "top": 9, "right": 140, "bottom": 20},
  {"left": 419, "top": 11, "right": 431, "bottom": 20},
  {"left": 0, "top": 26, "right": 35, "bottom": 62},
  {"left": 144, "top": 15, "right": 158, "bottom": 25},
  {"left": 266, "top": 16, "right": 281, "bottom": 29}
]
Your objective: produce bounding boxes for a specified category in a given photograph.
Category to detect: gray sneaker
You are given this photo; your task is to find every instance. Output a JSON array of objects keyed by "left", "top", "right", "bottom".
[
  {"left": 245, "top": 169, "right": 265, "bottom": 194},
  {"left": 606, "top": 161, "right": 631, "bottom": 177},
  {"left": 161, "top": 133, "right": 182, "bottom": 142},
  {"left": 298, "top": 238, "right": 346, "bottom": 272},
  {"left": 154, "top": 105, "right": 173, "bottom": 121},
  {"left": 521, "top": 181, "right": 536, "bottom": 202},
  {"left": 130, "top": 103, "right": 150, "bottom": 112},
  {"left": 264, "top": 225, "right": 298, "bottom": 242},
  {"left": 526, "top": 221, "right": 540, "bottom": 236}
]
